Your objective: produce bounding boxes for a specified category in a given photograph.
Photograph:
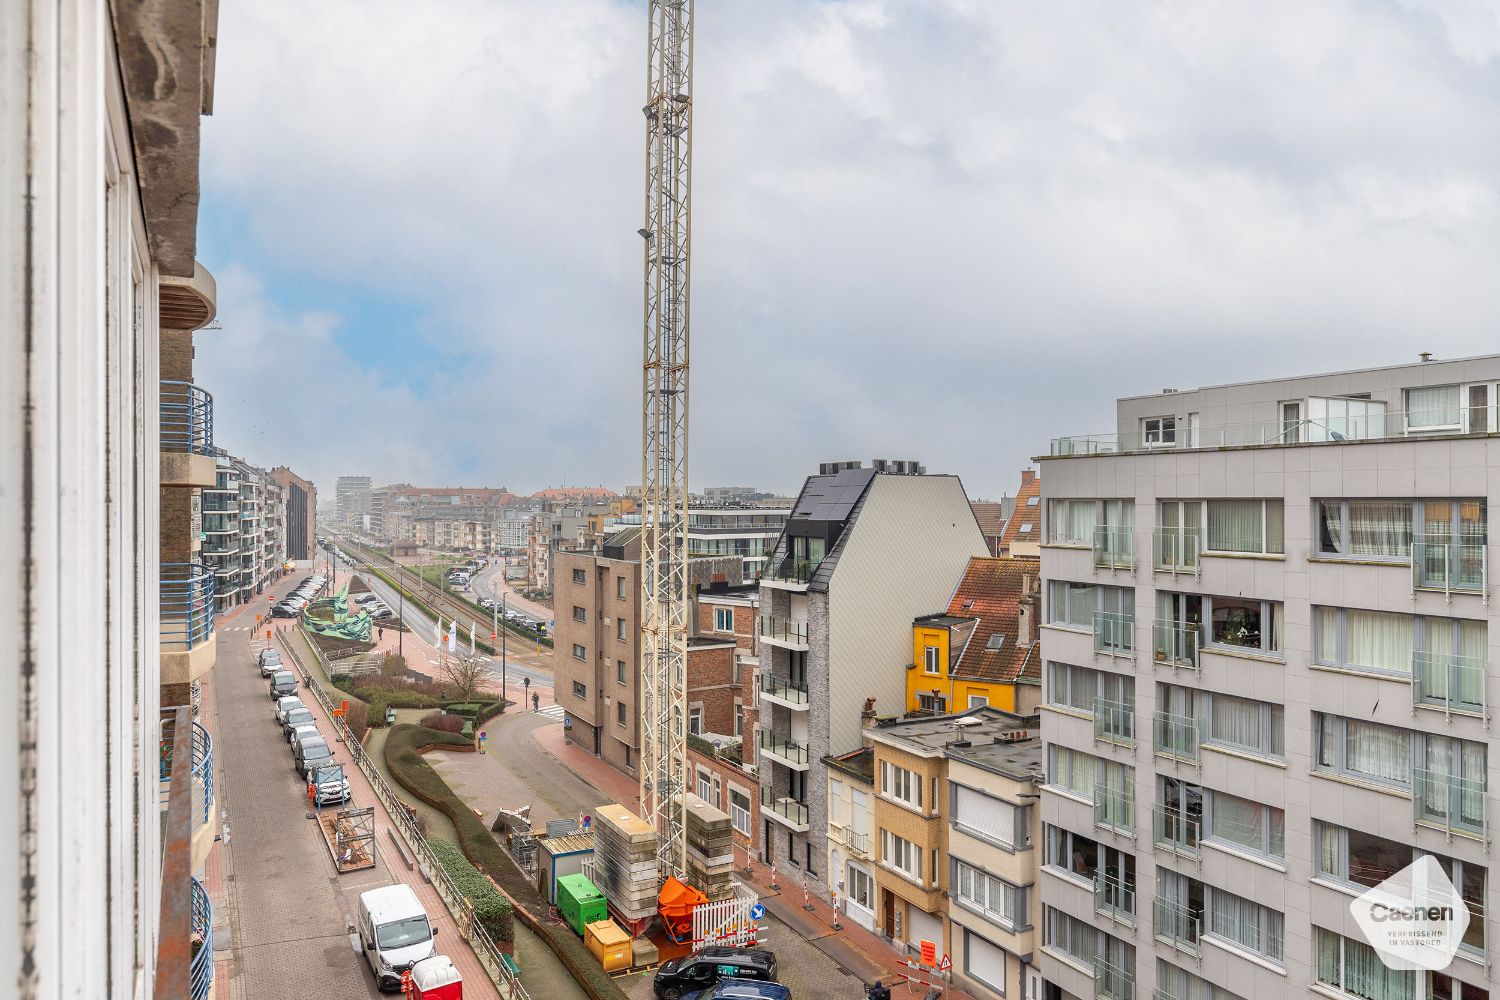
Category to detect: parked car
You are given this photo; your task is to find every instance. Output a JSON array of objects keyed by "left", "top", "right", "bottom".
[
  {"left": 258, "top": 649, "right": 283, "bottom": 675},
  {"left": 271, "top": 603, "right": 298, "bottom": 618},
  {"left": 274, "top": 695, "right": 305, "bottom": 725},
  {"left": 653, "top": 948, "right": 779, "bottom": 1000},
  {"left": 684, "top": 981, "right": 791, "bottom": 1000},
  {"left": 370, "top": 608, "right": 394, "bottom": 621},
  {"left": 281, "top": 707, "right": 316, "bottom": 738},
  {"left": 288, "top": 722, "right": 321, "bottom": 747},
  {"left": 268, "top": 670, "right": 297, "bottom": 699},
  {"left": 294, "top": 736, "right": 333, "bottom": 779},
  {"left": 307, "top": 763, "right": 352, "bottom": 807},
  {"left": 358, "top": 884, "right": 437, "bottom": 992}
]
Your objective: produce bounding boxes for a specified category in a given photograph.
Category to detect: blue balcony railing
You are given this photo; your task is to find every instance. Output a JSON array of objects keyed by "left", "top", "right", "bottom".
[
  {"left": 161, "top": 563, "right": 215, "bottom": 652},
  {"left": 160, "top": 716, "right": 215, "bottom": 830},
  {"left": 160, "top": 381, "right": 214, "bottom": 455},
  {"left": 189, "top": 876, "right": 213, "bottom": 1000}
]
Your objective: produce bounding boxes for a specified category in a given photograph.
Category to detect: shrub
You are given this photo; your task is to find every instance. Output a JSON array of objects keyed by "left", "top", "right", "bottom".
[
  {"left": 421, "top": 713, "right": 466, "bottom": 734},
  {"left": 429, "top": 839, "right": 514, "bottom": 941},
  {"left": 446, "top": 703, "right": 480, "bottom": 718},
  {"left": 343, "top": 699, "right": 368, "bottom": 738},
  {"left": 474, "top": 701, "right": 507, "bottom": 726},
  {"left": 381, "top": 653, "right": 407, "bottom": 676},
  {"left": 462, "top": 722, "right": 474, "bottom": 740}
]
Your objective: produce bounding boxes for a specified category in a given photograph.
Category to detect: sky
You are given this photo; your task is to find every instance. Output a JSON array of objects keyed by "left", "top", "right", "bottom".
[{"left": 195, "top": 0, "right": 1500, "bottom": 502}]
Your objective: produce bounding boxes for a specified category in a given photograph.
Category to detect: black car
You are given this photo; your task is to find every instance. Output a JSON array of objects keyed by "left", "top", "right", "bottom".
[
  {"left": 269, "top": 670, "right": 297, "bottom": 698},
  {"left": 271, "top": 603, "right": 298, "bottom": 618},
  {"left": 294, "top": 736, "right": 332, "bottom": 778},
  {"left": 653, "top": 948, "right": 778, "bottom": 1000}
]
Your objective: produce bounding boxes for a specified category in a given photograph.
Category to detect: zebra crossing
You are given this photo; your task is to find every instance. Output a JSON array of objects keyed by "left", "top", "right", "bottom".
[{"left": 534, "top": 704, "right": 566, "bottom": 722}]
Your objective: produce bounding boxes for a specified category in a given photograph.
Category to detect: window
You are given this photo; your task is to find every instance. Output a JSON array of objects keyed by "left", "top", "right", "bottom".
[
  {"left": 689, "top": 707, "right": 702, "bottom": 735},
  {"left": 881, "top": 762, "right": 922, "bottom": 810},
  {"left": 616, "top": 617, "right": 627, "bottom": 641},
  {"left": 729, "top": 789, "right": 751, "bottom": 835},
  {"left": 1317, "top": 499, "right": 1413, "bottom": 558},
  {"left": 733, "top": 701, "right": 743, "bottom": 736},
  {"left": 963, "top": 930, "right": 1008, "bottom": 995},
  {"left": 572, "top": 568, "right": 586, "bottom": 585},
  {"left": 1044, "top": 825, "right": 1134, "bottom": 908},
  {"left": 848, "top": 865, "right": 874, "bottom": 911},
  {"left": 923, "top": 645, "right": 942, "bottom": 674},
  {"left": 572, "top": 605, "right": 586, "bottom": 623},
  {"left": 1204, "top": 692, "right": 1283, "bottom": 760},
  {"left": 572, "top": 643, "right": 587, "bottom": 661},
  {"left": 1205, "top": 499, "right": 1283, "bottom": 554},
  {"left": 1207, "top": 596, "right": 1283, "bottom": 654},
  {"left": 1046, "top": 661, "right": 1133, "bottom": 716},
  {"left": 966, "top": 694, "right": 989, "bottom": 709},
  {"left": 953, "top": 858, "right": 1028, "bottom": 930},
  {"left": 1204, "top": 790, "right": 1283, "bottom": 860},
  {"left": 1048, "top": 581, "right": 1131, "bottom": 636},
  {"left": 1207, "top": 887, "right": 1283, "bottom": 963},
  {"left": 1316, "top": 927, "right": 1414, "bottom": 1000},
  {"left": 881, "top": 830, "right": 921, "bottom": 881},
  {"left": 1307, "top": 396, "right": 1386, "bottom": 442},
  {"left": 951, "top": 783, "right": 1027, "bottom": 849},
  {"left": 1027, "top": 494, "right": 1040, "bottom": 506},
  {"left": 1144, "top": 415, "right": 1177, "bottom": 446},
  {"left": 714, "top": 607, "right": 734, "bottom": 633},
  {"left": 697, "top": 771, "right": 712, "bottom": 801},
  {"left": 1018, "top": 522, "right": 1033, "bottom": 534},
  {"left": 572, "top": 681, "right": 587, "bottom": 698},
  {"left": 1047, "top": 745, "right": 1096, "bottom": 799},
  {"left": 1044, "top": 907, "right": 1134, "bottom": 975},
  {"left": 1316, "top": 714, "right": 1412, "bottom": 787},
  {"left": 1048, "top": 499, "right": 1097, "bottom": 545},
  {"left": 617, "top": 701, "right": 627, "bottom": 727},
  {"left": 1407, "top": 384, "right": 1462, "bottom": 429},
  {"left": 1157, "top": 776, "right": 1203, "bottom": 854},
  {"left": 1156, "top": 960, "right": 1247, "bottom": 1000},
  {"left": 617, "top": 659, "right": 626, "bottom": 684},
  {"left": 616, "top": 576, "right": 626, "bottom": 599},
  {"left": 1429, "top": 972, "right": 1489, "bottom": 1000}
]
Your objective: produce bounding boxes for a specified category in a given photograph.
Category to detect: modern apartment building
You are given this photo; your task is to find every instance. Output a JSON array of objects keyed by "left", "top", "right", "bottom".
[
  {"left": 270, "top": 465, "right": 317, "bottom": 559},
  {"left": 204, "top": 453, "right": 288, "bottom": 611},
  {"left": 335, "top": 474, "right": 373, "bottom": 526},
  {"left": 1036, "top": 355, "right": 1500, "bottom": 1000},
  {"left": 2, "top": 2, "right": 221, "bottom": 994},
  {"left": 757, "top": 465, "right": 989, "bottom": 888},
  {"left": 688, "top": 505, "right": 792, "bottom": 580}
]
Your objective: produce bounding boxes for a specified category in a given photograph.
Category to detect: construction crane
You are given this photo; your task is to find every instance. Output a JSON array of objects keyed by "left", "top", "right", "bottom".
[{"left": 637, "top": 0, "right": 693, "bottom": 880}]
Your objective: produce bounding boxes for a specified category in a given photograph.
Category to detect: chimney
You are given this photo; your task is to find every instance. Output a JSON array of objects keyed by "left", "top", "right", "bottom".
[
  {"left": 1420, "top": 352, "right": 1433, "bottom": 363},
  {"left": 861, "top": 697, "right": 878, "bottom": 729},
  {"left": 1020, "top": 469, "right": 1037, "bottom": 487}
]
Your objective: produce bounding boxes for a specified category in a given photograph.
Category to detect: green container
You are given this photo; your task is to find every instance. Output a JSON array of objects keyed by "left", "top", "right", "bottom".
[{"left": 556, "top": 873, "right": 608, "bottom": 937}]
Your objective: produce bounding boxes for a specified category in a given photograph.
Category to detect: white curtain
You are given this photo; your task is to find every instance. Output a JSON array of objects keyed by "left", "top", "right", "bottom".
[
  {"left": 1346, "top": 609, "right": 1414, "bottom": 674},
  {"left": 1066, "top": 500, "right": 1096, "bottom": 545},
  {"left": 1315, "top": 607, "right": 1338, "bottom": 662},
  {"left": 1348, "top": 500, "right": 1413, "bottom": 557},
  {"left": 1210, "top": 890, "right": 1282, "bottom": 960},
  {"left": 1407, "top": 384, "right": 1461, "bottom": 428},
  {"left": 1207, "top": 500, "right": 1262, "bottom": 553},
  {"left": 1209, "top": 694, "right": 1261, "bottom": 751},
  {"left": 1345, "top": 720, "right": 1411, "bottom": 784}
]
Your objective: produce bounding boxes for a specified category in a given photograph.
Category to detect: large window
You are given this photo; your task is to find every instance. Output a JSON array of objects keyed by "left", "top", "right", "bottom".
[
  {"left": 1316, "top": 927, "right": 1415, "bottom": 1000},
  {"left": 953, "top": 858, "right": 1028, "bottom": 930},
  {"left": 1207, "top": 887, "right": 1283, "bottom": 963},
  {"left": 1315, "top": 607, "right": 1485, "bottom": 680},
  {"left": 729, "top": 788, "right": 751, "bottom": 835},
  {"left": 951, "top": 783, "right": 1028, "bottom": 849},
  {"left": 847, "top": 865, "right": 874, "bottom": 911},
  {"left": 1208, "top": 596, "right": 1283, "bottom": 654},
  {"left": 881, "top": 762, "right": 922, "bottom": 811},
  {"left": 1049, "top": 499, "right": 1097, "bottom": 545},
  {"left": 1315, "top": 715, "right": 1412, "bottom": 787},
  {"left": 1047, "top": 580, "right": 1094, "bottom": 627},
  {"left": 881, "top": 830, "right": 921, "bottom": 882},
  {"left": 1047, "top": 745, "right": 1096, "bottom": 799},
  {"left": 1317, "top": 499, "right": 1414, "bottom": 558},
  {"left": 1156, "top": 960, "right": 1246, "bottom": 1000},
  {"left": 1044, "top": 825, "right": 1134, "bottom": 912},
  {"left": 1204, "top": 790, "right": 1284, "bottom": 861},
  {"left": 1045, "top": 661, "right": 1134, "bottom": 715},
  {"left": 1205, "top": 499, "right": 1284, "bottom": 555},
  {"left": 1407, "top": 384, "right": 1462, "bottom": 430},
  {"left": 1205, "top": 693, "right": 1284, "bottom": 760}
]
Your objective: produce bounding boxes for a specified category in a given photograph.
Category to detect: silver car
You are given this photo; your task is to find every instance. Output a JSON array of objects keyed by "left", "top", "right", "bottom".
[{"left": 274, "top": 695, "right": 305, "bottom": 725}]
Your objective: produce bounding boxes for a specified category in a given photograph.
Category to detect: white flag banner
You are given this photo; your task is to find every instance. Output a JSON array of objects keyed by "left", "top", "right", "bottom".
[
  {"left": 433, "top": 620, "right": 441, "bottom": 647},
  {"left": 448, "top": 620, "right": 457, "bottom": 653},
  {"left": 469, "top": 622, "right": 476, "bottom": 654}
]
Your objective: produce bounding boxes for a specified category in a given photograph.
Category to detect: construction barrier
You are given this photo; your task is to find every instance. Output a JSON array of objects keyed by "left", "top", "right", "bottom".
[{"left": 689, "top": 889, "right": 761, "bottom": 951}]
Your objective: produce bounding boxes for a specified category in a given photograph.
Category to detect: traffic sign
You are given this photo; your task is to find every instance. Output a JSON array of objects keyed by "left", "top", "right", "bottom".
[{"left": 750, "top": 903, "right": 765, "bottom": 921}]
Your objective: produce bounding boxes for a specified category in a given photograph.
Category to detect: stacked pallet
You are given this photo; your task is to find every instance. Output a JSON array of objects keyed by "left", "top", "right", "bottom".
[
  {"left": 592, "top": 804, "right": 659, "bottom": 921},
  {"left": 679, "top": 793, "right": 736, "bottom": 901}
]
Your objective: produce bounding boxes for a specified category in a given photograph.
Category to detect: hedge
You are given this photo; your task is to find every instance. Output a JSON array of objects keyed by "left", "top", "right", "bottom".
[
  {"left": 429, "top": 839, "right": 515, "bottom": 942},
  {"left": 382, "top": 725, "right": 627, "bottom": 1000}
]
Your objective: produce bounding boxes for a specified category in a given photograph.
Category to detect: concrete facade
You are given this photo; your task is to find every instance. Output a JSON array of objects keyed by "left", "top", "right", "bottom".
[
  {"left": 1037, "top": 355, "right": 1500, "bottom": 1000},
  {"left": 270, "top": 466, "right": 316, "bottom": 559},
  {"left": 555, "top": 545, "right": 644, "bottom": 776}
]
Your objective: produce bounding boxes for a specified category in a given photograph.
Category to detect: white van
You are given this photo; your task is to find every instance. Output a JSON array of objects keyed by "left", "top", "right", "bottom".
[{"left": 357, "top": 884, "right": 437, "bottom": 992}]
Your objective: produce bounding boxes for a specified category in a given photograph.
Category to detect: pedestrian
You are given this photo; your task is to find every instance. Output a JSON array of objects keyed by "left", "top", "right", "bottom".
[
  {"left": 532, "top": 692, "right": 540, "bottom": 713},
  {"left": 378, "top": 626, "right": 384, "bottom": 641}
]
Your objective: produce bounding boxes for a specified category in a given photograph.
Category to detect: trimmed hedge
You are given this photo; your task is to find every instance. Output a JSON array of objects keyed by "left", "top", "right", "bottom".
[
  {"left": 429, "top": 839, "right": 515, "bottom": 942},
  {"left": 382, "top": 725, "right": 627, "bottom": 1000},
  {"left": 447, "top": 703, "right": 481, "bottom": 719},
  {"left": 422, "top": 713, "right": 466, "bottom": 734}
]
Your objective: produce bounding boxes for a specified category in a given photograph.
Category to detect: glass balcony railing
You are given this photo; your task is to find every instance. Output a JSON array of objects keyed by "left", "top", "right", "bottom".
[
  {"left": 763, "top": 555, "right": 818, "bottom": 585},
  {"left": 1093, "top": 526, "right": 1134, "bottom": 570},
  {"left": 1093, "top": 697, "right": 1135, "bottom": 747},
  {"left": 1093, "top": 956, "right": 1135, "bottom": 1000},
  {"left": 189, "top": 876, "right": 213, "bottom": 1000},
  {"left": 1094, "top": 785, "right": 1134, "bottom": 833},
  {"left": 1152, "top": 619, "right": 1200, "bottom": 670},
  {"left": 1414, "top": 768, "right": 1486, "bottom": 840},
  {"left": 161, "top": 563, "right": 215, "bottom": 652},
  {"left": 759, "top": 672, "right": 809, "bottom": 706},
  {"left": 1093, "top": 611, "right": 1134, "bottom": 657},
  {"left": 760, "top": 614, "right": 809, "bottom": 646},
  {"left": 1152, "top": 527, "right": 1199, "bottom": 574},
  {"left": 1152, "top": 806, "right": 1200, "bottom": 857},
  {"left": 1153, "top": 712, "right": 1200, "bottom": 764},
  {"left": 1153, "top": 897, "right": 1202, "bottom": 954},
  {"left": 1412, "top": 650, "right": 1486, "bottom": 718},
  {"left": 160, "top": 380, "right": 214, "bottom": 455},
  {"left": 1095, "top": 871, "right": 1136, "bottom": 924},
  {"left": 758, "top": 730, "right": 809, "bottom": 766},
  {"left": 760, "top": 786, "right": 809, "bottom": 827},
  {"left": 1412, "top": 540, "right": 1486, "bottom": 595}
]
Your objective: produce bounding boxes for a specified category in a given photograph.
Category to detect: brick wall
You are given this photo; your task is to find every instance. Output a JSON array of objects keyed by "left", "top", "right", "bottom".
[
  {"left": 554, "top": 548, "right": 640, "bottom": 777},
  {"left": 695, "top": 598, "right": 758, "bottom": 654},
  {"left": 686, "top": 641, "right": 741, "bottom": 736}
]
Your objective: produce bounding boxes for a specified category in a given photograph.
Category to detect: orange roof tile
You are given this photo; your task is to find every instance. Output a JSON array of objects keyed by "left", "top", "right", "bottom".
[{"left": 944, "top": 555, "right": 1040, "bottom": 684}]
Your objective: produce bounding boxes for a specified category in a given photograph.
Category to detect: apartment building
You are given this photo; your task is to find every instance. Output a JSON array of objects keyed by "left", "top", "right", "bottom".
[
  {"left": 908, "top": 555, "right": 1043, "bottom": 717},
  {"left": 865, "top": 709, "right": 1044, "bottom": 1000},
  {"left": 335, "top": 474, "right": 373, "bottom": 525},
  {"left": 204, "top": 453, "right": 288, "bottom": 611},
  {"left": 689, "top": 505, "right": 792, "bottom": 580},
  {"left": 757, "top": 464, "right": 989, "bottom": 887},
  {"left": 1037, "top": 355, "right": 1500, "bottom": 1000},
  {"left": 825, "top": 747, "right": 879, "bottom": 931},
  {"left": 2, "top": 2, "right": 220, "bottom": 994},
  {"left": 270, "top": 465, "right": 317, "bottom": 559}
]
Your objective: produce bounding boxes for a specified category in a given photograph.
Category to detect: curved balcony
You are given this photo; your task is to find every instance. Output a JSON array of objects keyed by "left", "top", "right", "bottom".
[
  {"left": 189, "top": 876, "right": 213, "bottom": 1000},
  {"left": 160, "top": 381, "right": 216, "bottom": 488},
  {"left": 160, "top": 718, "right": 215, "bottom": 830},
  {"left": 161, "top": 563, "right": 216, "bottom": 687}
]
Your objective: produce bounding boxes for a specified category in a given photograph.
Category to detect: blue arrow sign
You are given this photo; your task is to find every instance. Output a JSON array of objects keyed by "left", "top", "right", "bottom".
[{"left": 750, "top": 904, "right": 765, "bottom": 921}]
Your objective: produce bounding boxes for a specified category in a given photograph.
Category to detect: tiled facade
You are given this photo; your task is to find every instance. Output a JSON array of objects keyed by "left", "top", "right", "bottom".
[{"left": 1037, "top": 355, "right": 1500, "bottom": 1000}]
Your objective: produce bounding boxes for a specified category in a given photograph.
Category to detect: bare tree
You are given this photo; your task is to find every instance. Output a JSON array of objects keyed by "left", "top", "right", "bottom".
[{"left": 439, "top": 650, "right": 489, "bottom": 703}]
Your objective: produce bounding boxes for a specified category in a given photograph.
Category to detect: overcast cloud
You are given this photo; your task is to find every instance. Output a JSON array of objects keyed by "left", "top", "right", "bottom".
[{"left": 195, "top": 0, "right": 1500, "bottom": 500}]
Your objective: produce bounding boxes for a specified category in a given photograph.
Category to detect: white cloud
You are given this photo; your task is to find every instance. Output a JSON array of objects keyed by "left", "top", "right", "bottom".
[{"left": 196, "top": 0, "right": 1500, "bottom": 500}]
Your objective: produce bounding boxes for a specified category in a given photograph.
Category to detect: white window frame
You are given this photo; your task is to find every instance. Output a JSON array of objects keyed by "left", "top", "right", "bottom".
[
  {"left": 1203, "top": 498, "right": 1284, "bottom": 555},
  {"left": 1143, "top": 415, "right": 1177, "bottom": 447},
  {"left": 881, "top": 761, "right": 923, "bottom": 811},
  {"left": 714, "top": 607, "right": 734, "bottom": 633},
  {"left": 729, "top": 788, "right": 751, "bottom": 835},
  {"left": 881, "top": 829, "right": 922, "bottom": 883},
  {"left": 923, "top": 645, "right": 942, "bottom": 675},
  {"left": 953, "top": 857, "right": 1029, "bottom": 932}
]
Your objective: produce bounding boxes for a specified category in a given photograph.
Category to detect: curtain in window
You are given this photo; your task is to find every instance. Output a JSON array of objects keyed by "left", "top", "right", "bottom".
[
  {"left": 1067, "top": 501, "right": 1096, "bottom": 545},
  {"left": 1315, "top": 929, "right": 1342, "bottom": 989},
  {"left": 1210, "top": 792, "right": 1264, "bottom": 853},
  {"left": 1210, "top": 890, "right": 1282, "bottom": 960},
  {"left": 1346, "top": 610, "right": 1414, "bottom": 674},
  {"left": 1318, "top": 501, "right": 1344, "bottom": 554},
  {"left": 1207, "top": 500, "right": 1262, "bottom": 553},
  {"left": 1407, "top": 385, "right": 1461, "bottom": 428},
  {"left": 1264, "top": 500, "right": 1284, "bottom": 554},
  {"left": 1346, "top": 721, "right": 1411, "bottom": 784},
  {"left": 1349, "top": 500, "right": 1413, "bottom": 557},
  {"left": 1345, "top": 932, "right": 1416, "bottom": 1000},
  {"left": 1315, "top": 607, "right": 1337, "bottom": 662},
  {"left": 1209, "top": 695, "right": 1261, "bottom": 751},
  {"left": 1316, "top": 825, "right": 1340, "bottom": 879}
]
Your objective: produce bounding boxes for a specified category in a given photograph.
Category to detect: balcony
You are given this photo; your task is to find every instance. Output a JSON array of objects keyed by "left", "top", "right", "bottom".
[
  {"left": 1093, "top": 956, "right": 1135, "bottom": 1000},
  {"left": 1094, "top": 871, "right": 1136, "bottom": 925},
  {"left": 1093, "top": 786, "right": 1134, "bottom": 834},
  {"left": 1153, "top": 712, "right": 1200, "bottom": 765},
  {"left": 759, "top": 672, "right": 810, "bottom": 711},
  {"left": 1092, "top": 697, "right": 1135, "bottom": 748},
  {"left": 159, "top": 381, "right": 216, "bottom": 488},
  {"left": 834, "top": 824, "right": 870, "bottom": 858},
  {"left": 761, "top": 555, "right": 818, "bottom": 590},
  {"left": 1152, "top": 527, "right": 1199, "bottom": 575},
  {"left": 1411, "top": 540, "right": 1486, "bottom": 598},
  {"left": 1153, "top": 897, "right": 1202, "bottom": 955},
  {"left": 1093, "top": 611, "right": 1134, "bottom": 657},
  {"left": 189, "top": 876, "right": 213, "bottom": 1000},
  {"left": 1093, "top": 526, "right": 1134, "bottom": 571},
  {"left": 759, "top": 731, "right": 810, "bottom": 771},
  {"left": 761, "top": 787, "right": 810, "bottom": 832},
  {"left": 1151, "top": 620, "right": 1199, "bottom": 671},
  {"left": 1414, "top": 768, "right": 1486, "bottom": 840},
  {"left": 1412, "top": 650, "right": 1487, "bottom": 719},
  {"left": 1152, "top": 806, "right": 1200, "bottom": 858},
  {"left": 160, "top": 717, "right": 215, "bottom": 830},
  {"left": 760, "top": 614, "right": 810, "bottom": 650},
  {"left": 161, "top": 563, "right": 216, "bottom": 686}
]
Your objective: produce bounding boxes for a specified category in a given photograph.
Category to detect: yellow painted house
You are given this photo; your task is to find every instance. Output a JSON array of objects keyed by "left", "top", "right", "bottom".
[{"left": 905, "top": 556, "right": 1043, "bottom": 716}]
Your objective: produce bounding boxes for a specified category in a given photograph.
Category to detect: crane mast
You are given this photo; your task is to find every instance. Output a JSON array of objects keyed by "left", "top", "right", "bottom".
[{"left": 638, "top": 0, "right": 693, "bottom": 880}]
